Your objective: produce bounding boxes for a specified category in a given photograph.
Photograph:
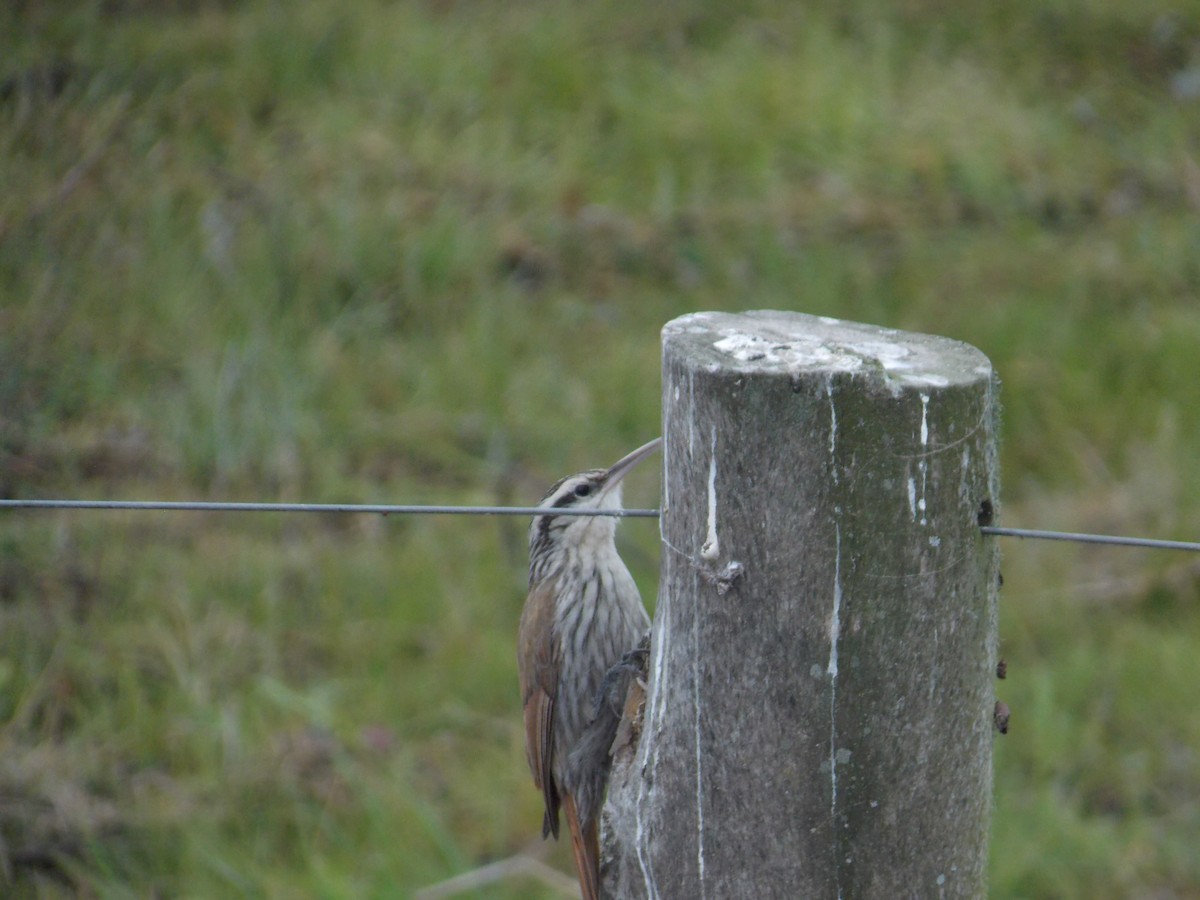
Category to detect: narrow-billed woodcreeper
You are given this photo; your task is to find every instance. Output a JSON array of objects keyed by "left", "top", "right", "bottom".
[{"left": 518, "top": 438, "right": 660, "bottom": 900}]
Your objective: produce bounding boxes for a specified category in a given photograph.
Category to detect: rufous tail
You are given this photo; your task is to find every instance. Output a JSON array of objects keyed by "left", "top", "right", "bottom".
[{"left": 562, "top": 792, "right": 600, "bottom": 900}]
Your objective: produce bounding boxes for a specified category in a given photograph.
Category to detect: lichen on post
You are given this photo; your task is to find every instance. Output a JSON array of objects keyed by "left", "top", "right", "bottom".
[{"left": 603, "top": 310, "right": 1001, "bottom": 899}]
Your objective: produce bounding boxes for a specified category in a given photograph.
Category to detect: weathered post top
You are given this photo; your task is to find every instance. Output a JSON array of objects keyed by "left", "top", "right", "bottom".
[
  {"left": 663, "top": 309, "right": 992, "bottom": 389},
  {"left": 604, "top": 310, "right": 1000, "bottom": 900}
]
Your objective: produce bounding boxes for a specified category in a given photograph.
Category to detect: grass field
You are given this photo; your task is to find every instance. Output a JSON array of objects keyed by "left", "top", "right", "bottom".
[{"left": 2, "top": 1, "right": 1199, "bottom": 896}]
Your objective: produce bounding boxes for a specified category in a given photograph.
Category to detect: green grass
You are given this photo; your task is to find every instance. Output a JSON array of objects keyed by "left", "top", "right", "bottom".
[{"left": 3, "top": 0, "right": 1199, "bottom": 895}]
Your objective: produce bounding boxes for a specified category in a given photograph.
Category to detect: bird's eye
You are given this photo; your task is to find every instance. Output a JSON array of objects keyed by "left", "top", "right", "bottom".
[{"left": 574, "top": 483, "right": 593, "bottom": 498}]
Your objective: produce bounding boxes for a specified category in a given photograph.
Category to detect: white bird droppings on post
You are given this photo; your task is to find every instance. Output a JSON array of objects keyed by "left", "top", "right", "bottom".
[
  {"left": 688, "top": 373, "right": 696, "bottom": 458},
  {"left": 823, "top": 374, "right": 844, "bottom": 899},
  {"left": 693, "top": 602, "right": 707, "bottom": 896},
  {"left": 637, "top": 598, "right": 670, "bottom": 900},
  {"left": 700, "top": 429, "right": 719, "bottom": 561},
  {"left": 827, "top": 522, "right": 844, "bottom": 900},
  {"left": 828, "top": 529, "right": 842, "bottom": 682},
  {"left": 693, "top": 311, "right": 989, "bottom": 401},
  {"left": 712, "top": 332, "right": 863, "bottom": 373},
  {"left": 902, "top": 373, "right": 951, "bottom": 388},
  {"left": 662, "top": 408, "right": 672, "bottom": 518},
  {"left": 827, "top": 380, "right": 838, "bottom": 485},
  {"left": 709, "top": 323, "right": 969, "bottom": 393},
  {"left": 917, "top": 394, "right": 930, "bottom": 526}
]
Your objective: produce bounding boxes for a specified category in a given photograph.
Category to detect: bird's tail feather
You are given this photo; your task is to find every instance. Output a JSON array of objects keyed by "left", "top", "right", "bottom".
[{"left": 563, "top": 792, "right": 600, "bottom": 900}]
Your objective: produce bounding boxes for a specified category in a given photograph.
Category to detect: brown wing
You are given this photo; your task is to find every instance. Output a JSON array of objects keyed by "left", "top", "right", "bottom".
[{"left": 518, "top": 576, "right": 561, "bottom": 838}]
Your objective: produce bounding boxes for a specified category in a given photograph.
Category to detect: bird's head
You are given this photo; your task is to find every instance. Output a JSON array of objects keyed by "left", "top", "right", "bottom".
[{"left": 528, "top": 437, "right": 661, "bottom": 581}]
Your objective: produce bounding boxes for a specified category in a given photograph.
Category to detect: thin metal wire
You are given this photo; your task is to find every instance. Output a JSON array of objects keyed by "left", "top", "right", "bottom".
[
  {"left": 0, "top": 499, "right": 660, "bottom": 518},
  {"left": 979, "top": 526, "right": 1200, "bottom": 553},
  {"left": 2, "top": 500, "right": 1198, "bottom": 551}
]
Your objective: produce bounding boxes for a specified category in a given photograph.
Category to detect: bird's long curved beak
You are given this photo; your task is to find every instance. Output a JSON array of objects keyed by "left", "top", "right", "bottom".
[{"left": 603, "top": 437, "right": 663, "bottom": 488}]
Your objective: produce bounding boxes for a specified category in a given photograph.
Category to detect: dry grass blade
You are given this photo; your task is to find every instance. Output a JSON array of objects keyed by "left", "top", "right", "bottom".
[{"left": 414, "top": 854, "right": 581, "bottom": 899}]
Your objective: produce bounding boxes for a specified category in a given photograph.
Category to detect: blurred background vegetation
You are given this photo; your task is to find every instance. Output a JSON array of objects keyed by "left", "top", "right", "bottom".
[{"left": 2, "top": 0, "right": 1199, "bottom": 896}]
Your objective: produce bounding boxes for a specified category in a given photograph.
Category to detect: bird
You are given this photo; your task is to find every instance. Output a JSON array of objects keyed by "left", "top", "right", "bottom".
[{"left": 518, "top": 437, "right": 660, "bottom": 900}]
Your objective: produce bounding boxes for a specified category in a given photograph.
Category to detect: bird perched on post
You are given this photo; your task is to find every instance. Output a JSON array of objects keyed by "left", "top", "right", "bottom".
[{"left": 518, "top": 437, "right": 660, "bottom": 900}]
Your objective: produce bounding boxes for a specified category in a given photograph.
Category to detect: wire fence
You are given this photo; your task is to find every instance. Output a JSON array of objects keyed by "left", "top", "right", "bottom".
[
  {"left": 2, "top": 498, "right": 1198, "bottom": 552},
  {"left": 977, "top": 526, "right": 1200, "bottom": 553},
  {"left": 0, "top": 499, "right": 659, "bottom": 518}
]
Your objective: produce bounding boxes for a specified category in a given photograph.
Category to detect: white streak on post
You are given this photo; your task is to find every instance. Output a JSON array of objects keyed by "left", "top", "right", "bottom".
[
  {"left": 688, "top": 373, "right": 696, "bottom": 458},
  {"left": 828, "top": 523, "right": 844, "bottom": 900},
  {"left": 687, "top": 427, "right": 719, "bottom": 890},
  {"left": 827, "top": 529, "right": 843, "bottom": 676},
  {"left": 827, "top": 381, "right": 839, "bottom": 484},
  {"left": 700, "top": 429, "right": 719, "bottom": 561},
  {"left": 695, "top": 428, "right": 714, "bottom": 891},
  {"left": 663, "top": 404, "right": 672, "bottom": 515},
  {"left": 918, "top": 393, "right": 930, "bottom": 526},
  {"left": 826, "top": 379, "right": 844, "bottom": 899},
  {"left": 637, "top": 586, "right": 672, "bottom": 900}
]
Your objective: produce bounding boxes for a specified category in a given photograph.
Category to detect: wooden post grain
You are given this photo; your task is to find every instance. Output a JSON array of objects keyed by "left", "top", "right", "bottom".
[{"left": 603, "top": 311, "right": 1001, "bottom": 898}]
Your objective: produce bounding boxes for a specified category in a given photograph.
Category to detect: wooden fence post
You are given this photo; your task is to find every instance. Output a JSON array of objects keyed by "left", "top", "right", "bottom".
[{"left": 603, "top": 310, "right": 1001, "bottom": 898}]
